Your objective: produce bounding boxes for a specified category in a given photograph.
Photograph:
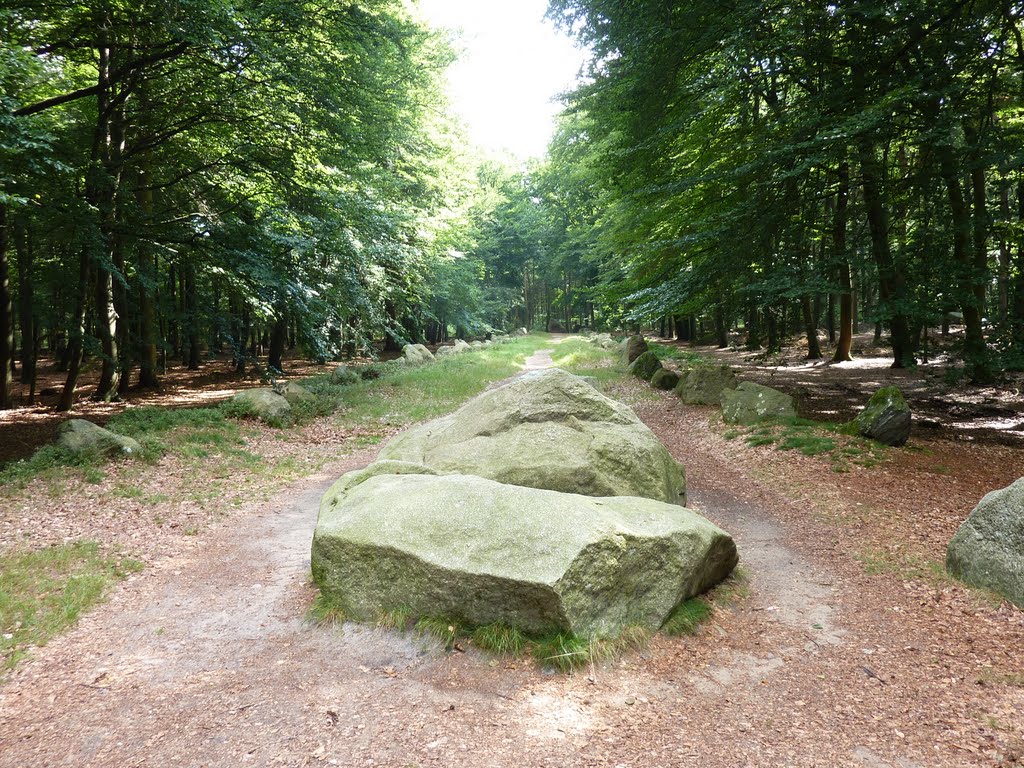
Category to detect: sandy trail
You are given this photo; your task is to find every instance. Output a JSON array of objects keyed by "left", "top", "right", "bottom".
[{"left": 0, "top": 360, "right": 1018, "bottom": 767}]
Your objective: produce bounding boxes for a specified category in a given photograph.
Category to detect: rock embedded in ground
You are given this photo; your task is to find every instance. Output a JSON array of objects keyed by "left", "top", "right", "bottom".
[
  {"left": 377, "top": 367, "right": 686, "bottom": 505},
  {"left": 312, "top": 473, "right": 737, "bottom": 638},
  {"left": 624, "top": 335, "right": 649, "bottom": 364},
  {"left": 232, "top": 388, "right": 292, "bottom": 424},
  {"left": 331, "top": 365, "right": 360, "bottom": 385},
  {"left": 946, "top": 477, "right": 1024, "bottom": 609},
  {"left": 402, "top": 344, "right": 434, "bottom": 364},
  {"left": 720, "top": 381, "right": 796, "bottom": 425},
  {"left": 855, "top": 386, "right": 911, "bottom": 446},
  {"left": 56, "top": 419, "right": 142, "bottom": 459},
  {"left": 277, "top": 382, "right": 313, "bottom": 404},
  {"left": 629, "top": 351, "right": 663, "bottom": 382},
  {"left": 651, "top": 368, "right": 680, "bottom": 391},
  {"left": 675, "top": 365, "right": 738, "bottom": 405}
]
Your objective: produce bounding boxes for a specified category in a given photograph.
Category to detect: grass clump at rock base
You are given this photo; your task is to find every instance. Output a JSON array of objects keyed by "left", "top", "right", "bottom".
[
  {"left": 662, "top": 598, "right": 713, "bottom": 636},
  {"left": 0, "top": 541, "right": 143, "bottom": 672}
]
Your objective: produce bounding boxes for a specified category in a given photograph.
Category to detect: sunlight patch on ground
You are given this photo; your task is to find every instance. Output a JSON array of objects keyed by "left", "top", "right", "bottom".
[{"left": 524, "top": 690, "right": 592, "bottom": 740}]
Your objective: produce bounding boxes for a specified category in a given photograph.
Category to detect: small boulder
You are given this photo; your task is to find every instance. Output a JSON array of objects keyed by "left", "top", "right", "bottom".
[
  {"left": 277, "top": 382, "right": 313, "bottom": 404},
  {"left": 675, "top": 365, "right": 738, "bottom": 405},
  {"left": 855, "top": 386, "right": 911, "bottom": 447},
  {"left": 651, "top": 368, "right": 680, "bottom": 391},
  {"left": 232, "top": 388, "right": 292, "bottom": 424},
  {"left": 435, "top": 346, "right": 458, "bottom": 358},
  {"left": 470, "top": 341, "right": 485, "bottom": 349},
  {"left": 624, "top": 335, "right": 648, "bottom": 364},
  {"left": 312, "top": 473, "right": 737, "bottom": 639},
  {"left": 721, "top": 382, "right": 796, "bottom": 425},
  {"left": 403, "top": 344, "right": 434, "bottom": 365},
  {"left": 331, "top": 365, "right": 360, "bottom": 385},
  {"left": 946, "top": 477, "right": 1024, "bottom": 609},
  {"left": 453, "top": 339, "right": 471, "bottom": 353},
  {"left": 56, "top": 420, "right": 141, "bottom": 459},
  {"left": 517, "top": 328, "right": 529, "bottom": 336},
  {"left": 629, "top": 351, "right": 662, "bottom": 382}
]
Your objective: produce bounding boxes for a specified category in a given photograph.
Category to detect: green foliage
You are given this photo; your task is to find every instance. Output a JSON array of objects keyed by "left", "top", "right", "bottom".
[
  {"left": 307, "top": 593, "right": 347, "bottom": 627},
  {"left": 471, "top": 622, "right": 528, "bottom": 655},
  {"left": 414, "top": 616, "right": 463, "bottom": 650},
  {"left": 662, "top": 598, "right": 712, "bottom": 636},
  {"left": 0, "top": 541, "right": 142, "bottom": 671},
  {"left": 530, "top": 632, "right": 591, "bottom": 672}
]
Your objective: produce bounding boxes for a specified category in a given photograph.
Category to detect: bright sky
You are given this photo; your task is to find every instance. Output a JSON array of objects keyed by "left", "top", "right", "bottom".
[{"left": 415, "top": 0, "right": 588, "bottom": 160}]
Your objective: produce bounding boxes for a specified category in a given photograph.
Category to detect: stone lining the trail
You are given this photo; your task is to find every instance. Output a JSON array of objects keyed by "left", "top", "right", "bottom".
[
  {"left": 675, "top": 365, "right": 738, "bottom": 405},
  {"left": 231, "top": 388, "right": 291, "bottom": 424},
  {"left": 855, "top": 386, "right": 911, "bottom": 446},
  {"left": 629, "top": 351, "right": 663, "bottom": 382},
  {"left": 311, "top": 473, "right": 737, "bottom": 638},
  {"left": 377, "top": 367, "right": 687, "bottom": 505},
  {"left": 946, "top": 476, "right": 1024, "bottom": 609},
  {"left": 402, "top": 344, "right": 434, "bottom": 364},
  {"left": 56, "top": 419, "right": 141, "bottom": 458},
  {"left": 721, "top": 381, "right": 796, "bottom": 425}
]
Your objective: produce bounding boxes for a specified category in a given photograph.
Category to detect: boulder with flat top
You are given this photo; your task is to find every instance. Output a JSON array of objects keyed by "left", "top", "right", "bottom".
[
  {"left": 720, "top": 381, "right": 795, "bottom": 424},
  {"left": 312, "top": 472, "right": 737, "bottom": 638}
]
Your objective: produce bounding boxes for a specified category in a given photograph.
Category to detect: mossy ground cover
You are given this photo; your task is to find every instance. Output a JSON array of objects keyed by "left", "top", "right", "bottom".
[
  {"left": 722, "top": 416, "right": 889, "bottom": 471},
  {"left": 0, "top": 541, "right": 143, "bottom": 671}
]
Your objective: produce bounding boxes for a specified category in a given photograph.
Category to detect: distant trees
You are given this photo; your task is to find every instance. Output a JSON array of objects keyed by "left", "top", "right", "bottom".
[{"left": 538, "top": 0, "right": 1024, "bottom": 380}]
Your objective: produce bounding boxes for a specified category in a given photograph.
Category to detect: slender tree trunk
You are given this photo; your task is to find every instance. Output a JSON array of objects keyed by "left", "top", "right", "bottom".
[
  {"left": 184, "top": 256, "right": 200, "bottom": 370},
  {"left": 0, "top": 205, "right": 14, "bottom": 410},
  {"left": 937, "top": 125, "right": 991, "bottom": 382},
  {"left": 715, "top": 305, "right": 728, "bottom": 348},
  {"left": 801, "top": 296, "right": 822, "bottom": 359},
  {"left": 268, "top": 308, "right": 287, "bottom": 373},
  {"left": 14, "top": 215, "right": 35, "bottom": 391},
  {"left": 57, "top": 246, "right": 90, "bottom": 412},
  {"left": 999, "top": 181, "right": 1011, "bottom": 324},
  {"left": 833, "top": 161, "right": 854, "bottom": 362},
  {"left": 858, "top": 136, "right": 912, "bottom": 367}
]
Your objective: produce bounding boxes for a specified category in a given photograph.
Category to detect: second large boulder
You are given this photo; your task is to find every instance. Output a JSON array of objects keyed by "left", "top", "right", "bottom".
[
  {"left": 721, "top": 381, "right": 796, "bottom": 424},
  {"left": 946, "top": 477, "right": 1024, "bottom": 609},
  {"left": 378, "top": 368, "right": 687, "bottom": 504}
]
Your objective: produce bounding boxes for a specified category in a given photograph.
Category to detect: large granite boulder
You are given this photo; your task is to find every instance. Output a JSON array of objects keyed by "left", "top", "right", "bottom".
[
  {"left": 946, "top": 478, "right": 1024, "bottom": 609},
  {"left": 312, "top": 473, "right": 737, "bottom": 638},
  {"left": 377, "top": 368, "right": 686, "bottom": 505},
  {"left": 403, "top": 344, "right": 434, "bottom": 365},
  {"left": 651, "top": 368, "right": 680, "bottom": 391},
  {"left": 624, "top": 335, "right": 648, "bottom": 364},
  {"left": 231, "top": 388, "right": 292, "bottom": 424},
  {"left": 277, "top": 382, "right": 313, "bottom": 404},
  {"left": 721, "top": 381, "right": 796, "bottom": 425},
  {"left": 56, "top": 420, "right": 141, "bottom": 459},
  {"left": 855, "top": 386, "right": 911, "bottom": 446},
  {"left": 629, "top": 351, "right": 663, "bottom": 382},
  {"left": 331, "top": 365, "right": 360, "bottom": 385},
  {"left": 675, "top": 365, "right": 738, "bottom": 405}
]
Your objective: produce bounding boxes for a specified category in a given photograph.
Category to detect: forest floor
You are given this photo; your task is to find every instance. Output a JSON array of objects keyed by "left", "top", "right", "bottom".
[{"left": 0, "top": 336, "right": 1022, "bottom": 767}]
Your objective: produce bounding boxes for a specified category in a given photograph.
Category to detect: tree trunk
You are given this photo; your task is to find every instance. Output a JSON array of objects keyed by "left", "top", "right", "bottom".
[
  {"left": 833, "top": 161, "right": 854, "bottom": 362},
  {"left": 268, "top": 309, "right": 287, "bottom": 373},
  {"left": 715, "top": 305, "right": 728, "bottom": 348},
  {"left": 185, "top": 256, "right": 200, "bottom": 370},
  {"left": 858, "top": 137, "right": 912, "bottom": 367},
  {"left": 0, "top": 206, "right": 14, "bottom": 410},
  {"left": 801, "top": 296, "right": 822, "bottom": 359},
  {"left": 13, "top": 215, "right": 35, "bottom": 391},
  {"left": 57, "top": 247, "right": 90, "bottom": 412}
]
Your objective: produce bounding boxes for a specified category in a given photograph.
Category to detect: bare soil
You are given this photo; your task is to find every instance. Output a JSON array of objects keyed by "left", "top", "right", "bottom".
[{"left": 0, "top": 343, "right": 1022, "bottom": 767}]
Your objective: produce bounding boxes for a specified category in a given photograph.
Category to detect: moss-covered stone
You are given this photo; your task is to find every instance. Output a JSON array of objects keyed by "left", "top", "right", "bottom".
[
  {"left": 331, "top": 365, "right": 360, "bottom": 385},
  {"left": 651, "top": 368, "right": 680, "bottom": 390},
  {"left": 378, "top": 367, "right": 686, "bottom": 505},
  {"left": 854, "top": 386, "right": 911, "bottom": 446},
  {"left": 675, "top": 365, "right": 738, "bottom": 405},
  {"left": 629, "top": 351, "right": 662, "bottom": 381},
  {"left": 720, "top": 381, "right": 795, "bottom": 424},
  {"left": 231, "top": 388, "right": 292, "bottom": 424},
  {"left": 56, "top": 419, "right": 141, "bottom": 459},
  {"left": 312, "top": 473, "right": 737, "bottom": 638},
  {"left": 947, "top": 477, "right": 1024, "bottom": 609},
  {"left": 624, "top": 335, "right": 648, "bottom": 364}
]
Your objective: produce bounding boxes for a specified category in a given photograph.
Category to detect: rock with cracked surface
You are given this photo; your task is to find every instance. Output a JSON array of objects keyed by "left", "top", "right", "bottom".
[
  {"left": 311, "top": 473, "right": 737, "bottom": 638},
  {"left": 377, "top": 367, "right": 686, "bottom": 505},
  {"left": 946, "top": 477, "right": 1024, "bottom": 609},
  {"left": 720, "top": 381, "right": 795, "bottom": 424},
  {"left": 855, "top": 386, "right": 911, "bottom": 446}
]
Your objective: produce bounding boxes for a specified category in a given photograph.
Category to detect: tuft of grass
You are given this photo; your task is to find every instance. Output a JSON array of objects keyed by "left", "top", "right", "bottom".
[
  {"left": 531, "top": 632, "right": 590, "bottom": 672},
  {"left": 414, "top": 616, "right": 464, "bottom": 649},
  {"left": 662, "top": 598, "right": 713, "bottom": 636},
  {"left": 376, "top": 605, "right": 412, "bottom": 631},
  {"left": 0, "top": 541, "right": 143, "bottom": 671},
  {"left": 308, "top": 593, "right": 347, "bottom": 627},
  {"left": 778, "top": 433, "right": 836, "bottom": 456},
  {"left": 471, "top": 622, "right": 528, "bottom": 655}
]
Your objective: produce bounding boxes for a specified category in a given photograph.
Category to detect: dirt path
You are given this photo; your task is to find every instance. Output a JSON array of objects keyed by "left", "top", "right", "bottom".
[{"left": 1, "top": 364, "right": 1021, "bottom": 766}]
